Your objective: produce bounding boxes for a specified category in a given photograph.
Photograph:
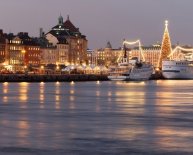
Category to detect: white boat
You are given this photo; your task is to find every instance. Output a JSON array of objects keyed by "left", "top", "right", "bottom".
[
  {"left": 162, "top": 60, "right": 193, "bottom": 79},
  {"left": 129, "top": 61, "right": 154, "bottom": 80},
  {"left": 108, "top": 58, "right": 153, "bottom": 81},
  {"left": 108, "top": 39, "right": 154, "bottom": 81},
  {"left": 108, "top": 57, "right": 131, "bottom": 81}
]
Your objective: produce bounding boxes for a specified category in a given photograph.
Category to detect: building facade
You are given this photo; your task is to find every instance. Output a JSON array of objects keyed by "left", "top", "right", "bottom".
[
  {"left": 89, "top": 42, "right": 126, "bottom": 66},
  {"left": 5, "top": 32, "right": 41, "bottom": 71},
  {"left": 46, "top": 15, "right": 88, "bottom": 65},
  {"left": 88, "top": 42, "right": 162, "bottom": 68},
  {"left": 37, "top": 37, "right": 58, "bottom": 65},
  {"left": 57, "top": 42, "right": 69, "bottom": 65},
  {"left": 131, "top": 45, "right": 161, "bottom": 67},
  {"left": 0, "top": 30, "right": 7, "bottom": 65}
]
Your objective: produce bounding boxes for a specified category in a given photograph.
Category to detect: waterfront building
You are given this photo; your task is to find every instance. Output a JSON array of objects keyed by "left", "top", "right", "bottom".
[
  {"left": 130, "top": 45, "right": 161, "bottom": 67},
  {"left": 0, "top": 30, "right": 7, "bottom": 65},
  {"left": 37, "top": 37, "right": 57, "bottom": 65},
  {"left": 18, "top": 32, "right": 41, "bottom": 66},
  {"left": 46, "top": 15, "right": 88, "bottom": 65},
  {"left": 92, "top": 40, "right": 186, "bottom": 69},
  {"left": 93, "top": 41, "right": 161, "bottom": 68},
  {"left": 57, "top": 37, "right": 69, "bottom": 65},
  {"left": 7, "top": 32, "right": 41, "bottom": 71},
  {"left": 7, "top": 33, "right": 25, "bottom": 68},
  {"left": 93, "top": 42, "right": 124, "bottom": 66},
  {"left": 41, "top": 46, "right": 57, "bottom": 65},
  {"left": 87, "top": 49, "right": 96, "bottom": 65}
]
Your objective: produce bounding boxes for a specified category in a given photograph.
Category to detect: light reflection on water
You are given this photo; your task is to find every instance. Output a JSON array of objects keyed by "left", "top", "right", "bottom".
[{"left": 0, "top": 80, "right": 193, "bottom": 154}]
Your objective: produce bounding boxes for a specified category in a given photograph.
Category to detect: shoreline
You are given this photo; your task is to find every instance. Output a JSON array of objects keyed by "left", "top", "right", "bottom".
[
  {"left": 0, "top": 74, "right": 109, "bottom": 82},
  {"left": 0, "top": 74, "right": 192, "bottom": 83},
  {"left": 0, "top": 72, "right": 164, "bottom": 82}
]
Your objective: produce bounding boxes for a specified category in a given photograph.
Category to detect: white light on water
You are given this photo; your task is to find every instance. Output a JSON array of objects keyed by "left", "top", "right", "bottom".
[
  {"left": 96, "top": 81, "right": 100, "bottom": 85},
  {"left": 40, "top": 82, "right": 45, "bottom": 85},
  {"left": 71, "top": 81, "right": 75, "bottom": 85},
  {"left": 3, "top": 82, "right": 9, "bottom": 86},
  {"left": 56, "top": 81, "right": 60, "bottom": 85}
]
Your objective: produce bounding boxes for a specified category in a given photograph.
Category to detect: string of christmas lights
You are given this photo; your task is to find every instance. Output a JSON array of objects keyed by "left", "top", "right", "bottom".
[
  {"left": 168, "top": 46, "right": 193, "bottom": 58},
  {"left": 123, "top": 40, "right": 145, "bottom": 61}
]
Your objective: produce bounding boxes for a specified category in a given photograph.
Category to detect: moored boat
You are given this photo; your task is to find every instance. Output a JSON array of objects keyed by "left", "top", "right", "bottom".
[
  {"left": 162, "top": 60, "right": 193, "bottom": 79},
  {"left": 108, "top": 40, "right": 154, "bottom": 81},
  {"left": 108, "top": 57, "right": 131, "bottom": 81},
  {"left": 129, "top": 61, "right": 154, "bottom": 80}
]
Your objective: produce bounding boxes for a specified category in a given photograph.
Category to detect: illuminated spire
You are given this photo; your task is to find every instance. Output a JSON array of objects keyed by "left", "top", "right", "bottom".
[
  {"left": 58, "top": 14, "right": 63, "bottom": 25},
  {"left": 159, "top": 20, "right": 172, "bottom": 68}
]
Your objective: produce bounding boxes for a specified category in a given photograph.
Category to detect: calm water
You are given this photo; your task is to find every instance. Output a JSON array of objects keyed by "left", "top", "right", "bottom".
[{"left": 0, "top": 80, "right": 193, "bottom": 155}]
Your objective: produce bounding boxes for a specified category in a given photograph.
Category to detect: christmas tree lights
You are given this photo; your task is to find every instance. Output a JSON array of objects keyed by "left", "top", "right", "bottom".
[{"left": 158, "top": 20, "right": 172, "bottom": 68}]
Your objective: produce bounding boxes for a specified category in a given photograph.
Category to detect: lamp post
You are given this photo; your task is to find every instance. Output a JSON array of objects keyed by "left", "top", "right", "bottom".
[{"left": 40, "top": 65, "right": 44, "bottom": 74}]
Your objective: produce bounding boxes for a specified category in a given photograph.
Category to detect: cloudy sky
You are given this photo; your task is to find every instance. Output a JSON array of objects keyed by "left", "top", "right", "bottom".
[{"left": 0, "top": 0, "right": 193, "bottom": 48}]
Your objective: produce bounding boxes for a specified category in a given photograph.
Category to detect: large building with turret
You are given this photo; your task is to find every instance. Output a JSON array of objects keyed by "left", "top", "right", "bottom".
[{"left": 46, "top": 15, "right": 88, "bottom": 65}]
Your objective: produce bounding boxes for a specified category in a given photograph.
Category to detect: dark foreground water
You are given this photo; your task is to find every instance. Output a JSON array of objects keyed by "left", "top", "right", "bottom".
[{"left": 0, "top": 80, "right": 193, "bottom": 155}]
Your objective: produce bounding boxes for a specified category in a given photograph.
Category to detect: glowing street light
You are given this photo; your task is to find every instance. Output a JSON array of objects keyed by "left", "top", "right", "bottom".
[
  {"left": 41, "top": 66, "right": 44, "bottom": 69},
  {"left": 21, "top": 50, "right": 26, "bottom": 54}
]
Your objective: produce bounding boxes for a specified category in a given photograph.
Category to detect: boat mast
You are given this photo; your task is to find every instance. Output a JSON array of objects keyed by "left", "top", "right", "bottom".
[
  {"left": 123, "top": 43, "right": 128, "bottom": 63},
  {"left": 124, "top": 44, "right": 127, "bottom": 58}
]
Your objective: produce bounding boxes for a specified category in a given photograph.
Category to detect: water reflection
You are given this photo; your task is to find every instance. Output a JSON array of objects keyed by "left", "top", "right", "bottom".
[
  {"left": 39, "top": 82, "right": 45, "bottom": 108},
  {"left": 96, "top": 90, "right": 100, "bottom": 97},
  {"left": 3, "top": 96, "right": 8, "bottom": 103},
  {"left": 108, "top": 91, "right": 112, "bottom": 102},
  {"left": 0, "top": 81, "right": 193, "bottom": 154},
  {"left": 2, "top": 82, "right": 9, "bottom": 103},
  {"left": 18, "top": 83, "right": 29, "bottom": 109},
  {"left": 155, "top": 126, "right": 193, "bottom": 152},
  {"left": 55, "top": 84, "right": 61, "bottom": 110},
  {"left": 17, "top": 120, "right": 30, "bottom": 146},
  {"left": 69, "top": 96, "right": 75, "bottom": 109}
]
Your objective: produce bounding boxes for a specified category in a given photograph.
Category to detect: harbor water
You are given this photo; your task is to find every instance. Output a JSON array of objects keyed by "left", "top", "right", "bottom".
[{"left": 0, "top": 80, "right": 193, "bottom": 155}]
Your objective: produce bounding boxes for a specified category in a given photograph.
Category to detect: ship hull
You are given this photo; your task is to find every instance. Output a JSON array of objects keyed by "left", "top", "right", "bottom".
[
  {"left": 162, "top": 60, "right": 193, "bottom": 79},
  {"left": 108, "top": 66, "right": 153, "bottom": 81},
  {"left": 107, "top": 75, "right": 129, "bottom": 81},
  {"left": 129, "top": 65, "right": 154, "bottom": 80}
]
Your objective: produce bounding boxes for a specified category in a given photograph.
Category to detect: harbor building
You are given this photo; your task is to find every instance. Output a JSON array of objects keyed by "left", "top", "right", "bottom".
[
  {"left": 87, "top": 49, "right": 97, "bottom": 65},
  {"left": 6, "top": 32, "right": 41, "bottom": 71},
  {"left": 36, "top": 37, "right": 58, "bottom": 65},
  {"left": 0, "top": 30, "right": 7, "bottom": 65},
  {"left": 46, "top": 15, "right": 88, "bottom": 65},
  {"left": 90, "top": 42, "right": 124, "bottom": 66},
  {"left": 90, "top": 41, "right": 159, "bottom": 67},
  {"left": 130, "top": 45, "right": 161, "bottom": 67}
]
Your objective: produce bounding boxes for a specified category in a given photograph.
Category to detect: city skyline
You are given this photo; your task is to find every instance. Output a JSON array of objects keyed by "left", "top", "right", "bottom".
[{"left": 1, "top": 0, "right": 193, "bottom": 48}]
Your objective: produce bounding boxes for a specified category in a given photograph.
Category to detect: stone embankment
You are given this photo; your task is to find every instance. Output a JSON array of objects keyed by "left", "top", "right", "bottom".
[{"left": 0, "top": 74, "right": 109, "bottom": 82}]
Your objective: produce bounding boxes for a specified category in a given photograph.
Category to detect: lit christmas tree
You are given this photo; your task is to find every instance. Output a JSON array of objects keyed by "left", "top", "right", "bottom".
[{"left": 159, "top": 20, "right": 172, "bottom": 68}]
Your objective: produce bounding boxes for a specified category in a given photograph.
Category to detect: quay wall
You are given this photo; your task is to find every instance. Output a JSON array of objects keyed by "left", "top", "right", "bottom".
[
  {"left": 0, "top": 74, "right": 109, "bottom": 82},
  {"left": 0, "top": 71, "right": 163, "bottom": 82}
]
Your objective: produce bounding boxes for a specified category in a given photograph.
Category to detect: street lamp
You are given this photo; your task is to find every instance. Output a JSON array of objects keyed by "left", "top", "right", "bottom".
[
  {"left": 41, "top": 65, "right": 44, "bottom": 69},
  {"left": 21, "top": 50, "right": 26, "bottom": 54},
  {"left": 56, "top": 65, "right": 60, "bottom": 70}
]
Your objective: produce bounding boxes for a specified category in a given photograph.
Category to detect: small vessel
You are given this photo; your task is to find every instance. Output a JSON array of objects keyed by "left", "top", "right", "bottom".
[
  {"left": 108, "top": 53, "right": 131, "bottom": 81},
  {"left": 108, "top": 40, "right": 154, "bottom": 81},
  {"left": 129, "top": 60, "right": 154, "bottom": 80},
  {"left": 162, "top": 46, "right": 193, "bottom": 79},
  {"left": 162, "top": 60, "right": 193, "bottom": 79}
]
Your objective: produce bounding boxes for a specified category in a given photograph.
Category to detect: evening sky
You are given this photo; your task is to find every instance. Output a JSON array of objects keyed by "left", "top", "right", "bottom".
[{"left": 0, "top": 0, "right": 193, "bottom": 48}]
